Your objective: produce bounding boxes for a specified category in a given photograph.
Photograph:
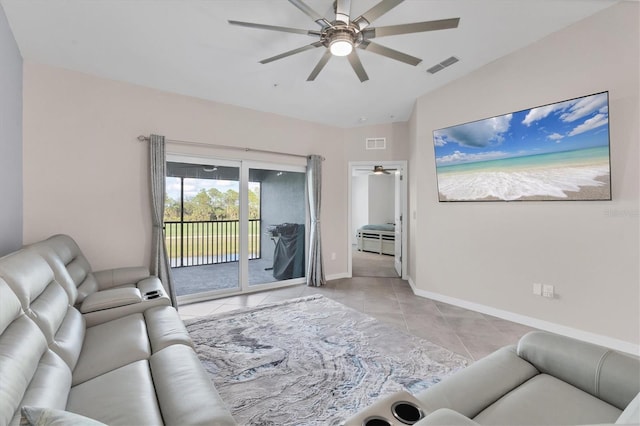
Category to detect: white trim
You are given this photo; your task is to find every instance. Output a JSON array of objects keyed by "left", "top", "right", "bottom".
[
  {"left": 347, "top": 160, "right": 408, "bottom": 280},
  {"left": 406, "top": 277, "right": 639, "bottom": 356},
  {"left": 327, "top": 272, "right": 350, "bottom": 281},
  {"left": 178, "top": 278, "right": 306, "bottom": 306},
  {"left": 166, "top": 153, "right": 309, "bottom": 300}
]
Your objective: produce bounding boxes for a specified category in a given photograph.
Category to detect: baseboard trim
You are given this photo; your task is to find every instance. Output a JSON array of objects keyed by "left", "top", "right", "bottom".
[
  {"left": 327, "top": 272, "right": 350, "bottom": 281},
  {"left": 406, "top": 277, "right": 639, "bottom": 356}
]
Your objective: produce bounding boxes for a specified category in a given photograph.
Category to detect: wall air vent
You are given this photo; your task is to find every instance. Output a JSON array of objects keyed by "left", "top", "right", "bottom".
[
  {"left": 427, "top": 56, "right": 459, "bottom": 74},
  {"left": 366, "top": 138, "right": 386, "bottom": 150}
]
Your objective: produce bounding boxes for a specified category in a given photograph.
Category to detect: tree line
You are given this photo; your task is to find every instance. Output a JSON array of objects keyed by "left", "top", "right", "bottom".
[{"left": 165, "top": 187, "right": 260, "bottom": 222}]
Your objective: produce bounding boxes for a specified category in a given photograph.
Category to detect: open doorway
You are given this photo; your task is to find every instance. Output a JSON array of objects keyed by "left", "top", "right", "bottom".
[{"left": 348, "top": 161, "right": 407, "bottom": 279}]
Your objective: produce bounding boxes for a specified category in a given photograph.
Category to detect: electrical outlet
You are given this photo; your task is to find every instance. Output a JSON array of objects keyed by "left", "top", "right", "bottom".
[
  {"left": 533, "top": 283, "right": 542, "bottom": 296},
  {"left": 331, "top": 252, "right": 336, "bottom": 261},
  {"left": 542, "top": 284, "right": 554, "bottom": 298}
]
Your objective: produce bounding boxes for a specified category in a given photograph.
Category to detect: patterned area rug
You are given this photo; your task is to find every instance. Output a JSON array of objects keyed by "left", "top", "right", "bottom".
[{"left": 185, "top": 295, "right": 468, "bottom": 426}]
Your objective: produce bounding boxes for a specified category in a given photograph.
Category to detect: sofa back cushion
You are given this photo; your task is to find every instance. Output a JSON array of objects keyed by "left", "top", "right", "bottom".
[
  {"left": 517, "top": 331, "right": 640, "bottom": 410},
  {"left": 0, "top": 249, "right": 85, "bottom": 371},
  {"left": 29, "top": 234, "right": 100, "bottom": 304},
  {"left": 0, "top": 278, "right": 72, "bottom": 426}
]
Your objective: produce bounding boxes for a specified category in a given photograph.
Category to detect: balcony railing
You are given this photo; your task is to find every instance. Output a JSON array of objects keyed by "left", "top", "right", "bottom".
[{"left": 164, "top": 219, "right": 261, "bottom": 268}]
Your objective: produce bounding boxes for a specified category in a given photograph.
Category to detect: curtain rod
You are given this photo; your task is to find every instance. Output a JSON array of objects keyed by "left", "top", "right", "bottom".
[{"left": 137, "top": 135, "right": 324, "bottom": 161}]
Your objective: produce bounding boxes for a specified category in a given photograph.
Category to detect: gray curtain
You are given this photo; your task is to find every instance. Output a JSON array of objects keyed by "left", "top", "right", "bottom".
[
  {"left": 306, "top": 155, "right": 325, "bottom": 287},
  {"left": 149, "top": 134, "right": 177, "bottom": 306}
]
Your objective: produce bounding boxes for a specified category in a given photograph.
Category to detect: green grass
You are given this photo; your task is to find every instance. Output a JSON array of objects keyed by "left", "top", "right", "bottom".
[{"left": 164, "top": 220, "right": 261, "bottom": 259}]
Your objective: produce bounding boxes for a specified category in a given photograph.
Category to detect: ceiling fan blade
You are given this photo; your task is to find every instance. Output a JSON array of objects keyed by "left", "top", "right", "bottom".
[
  {"left": 288, "top": 0, "right": 331, "bottom": 28},
  {"left": 359, "top": 41, "right": 421, "bottom": 66},
  {"left": 260, "top": 41, "right": 324, "bottom": 64},
  {"left": 347, "top": 51, "right": 369, "bottom": 82},
  {"left": 228, "top": 20, "right": 321, "bottom": 36},
  {"left": 353, "top": 0, "right": 403, "bottom": 30},
  {"left": 335, "top": 0, "right": 351, "bottom": 24},
  {"left": 366, "top": 18, "right": 460, "bottom": 38},
  {"left": 307, "top": 50, "right": 332, "bottom": 81}
]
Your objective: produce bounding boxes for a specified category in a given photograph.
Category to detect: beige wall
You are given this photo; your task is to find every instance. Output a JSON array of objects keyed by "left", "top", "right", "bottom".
[
  {"left": 22, "top": 63, "right": 409, "bottom": 278},
  {"left": 0, "top": 4, "right": 23, "bottom": 256},
  {"left": 408, "top": 2, "right": 639, "bottom": 346}
]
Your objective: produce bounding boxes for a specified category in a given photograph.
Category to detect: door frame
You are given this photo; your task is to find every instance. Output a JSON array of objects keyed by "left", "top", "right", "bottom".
[{"left": 347, "top": 160, "right": 408, "bottom": 279}]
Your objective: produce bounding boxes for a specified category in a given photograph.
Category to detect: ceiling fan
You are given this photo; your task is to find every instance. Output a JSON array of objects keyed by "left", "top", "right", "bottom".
[
  {"left": 356, "top": 165, "right": 398, "bottom": 175},
  {"left": 229, "top": 0, "right": 460, "bottom": 82}
]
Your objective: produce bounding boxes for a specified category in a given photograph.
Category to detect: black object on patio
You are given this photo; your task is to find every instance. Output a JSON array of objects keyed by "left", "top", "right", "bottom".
[{"left": 272, "top": 223, "right": 305, "bottom": 280}]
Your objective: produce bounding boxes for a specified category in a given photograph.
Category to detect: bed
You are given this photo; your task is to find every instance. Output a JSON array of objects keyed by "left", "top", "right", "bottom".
[{"left": 356, "top": 224, "right": 395, "bottom": 255}]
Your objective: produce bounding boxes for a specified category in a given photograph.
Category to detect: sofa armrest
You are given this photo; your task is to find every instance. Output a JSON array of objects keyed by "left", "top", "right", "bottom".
[
  {"left": 415, "top": 346, "right": 539, "bottom": 418},
  {"left": 517, "top": 331, "right": 640, "bottom": 410},
  {"left": 150, "top": 345, "right": 237, "bottom": 425},
  {"left": 416, "top": 408, "right": 479, "bottom": 426},
  {"left": 616, "top": 392, "right": 640, "bottom": 424},
  {"left": 93, "top": 266, "right": 150, "bottom": 289},
  {"left": 80, "top": 287, "right": 142, "bottom": 313}
]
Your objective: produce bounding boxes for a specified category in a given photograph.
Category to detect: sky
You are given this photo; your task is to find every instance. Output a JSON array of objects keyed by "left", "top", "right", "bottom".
[{"left": 433, "top": 92, "right": 610, "bottom": 167}]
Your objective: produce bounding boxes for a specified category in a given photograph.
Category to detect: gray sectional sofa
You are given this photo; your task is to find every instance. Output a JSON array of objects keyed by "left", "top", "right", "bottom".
[
  {"left": 0, "top": 234, "right": 236, "bottom": 426},
  {"left": 346, "top": 331, "right": 640, "bottom": 425}
]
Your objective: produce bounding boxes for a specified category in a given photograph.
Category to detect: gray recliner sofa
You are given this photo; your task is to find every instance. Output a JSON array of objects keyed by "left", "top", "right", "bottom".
[
  {"left": 414, "top": 331, "right": 640, "bottom": 425},
  {"left": 0, "top": 235, "right": 236, "bottom": 426},
  {"left": 345, "top": 331, "right": 639, "bottom": 426}
]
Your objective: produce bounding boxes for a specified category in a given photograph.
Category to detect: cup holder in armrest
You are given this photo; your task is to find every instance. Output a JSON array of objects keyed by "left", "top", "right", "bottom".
[
  {"left": 391, "top": 401, "right": 424, "bottom": 425},
  {"left": 362, "top": 417, "right": 392, "bottom": 426},
  {"left": 143, "top": 290, "right": 163, "bottom": 300}
]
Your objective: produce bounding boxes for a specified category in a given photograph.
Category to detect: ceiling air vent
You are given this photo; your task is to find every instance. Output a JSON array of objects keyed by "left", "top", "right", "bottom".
[
  {"left": 427, "top": 56, "right": 459, "bottom": 74},
  {"left": 366, "top": 138, "right": 386, "bottom": 150}
]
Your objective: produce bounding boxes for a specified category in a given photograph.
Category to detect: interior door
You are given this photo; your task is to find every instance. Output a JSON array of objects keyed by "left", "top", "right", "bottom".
[{"left": 394, "top": 171, "right": 402, "bottom": 276}]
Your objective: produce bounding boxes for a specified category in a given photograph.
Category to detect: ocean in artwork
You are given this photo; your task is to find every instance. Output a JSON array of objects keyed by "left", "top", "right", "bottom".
[{"left": 436, "top": 146, "right": 610, "bottom": 201}]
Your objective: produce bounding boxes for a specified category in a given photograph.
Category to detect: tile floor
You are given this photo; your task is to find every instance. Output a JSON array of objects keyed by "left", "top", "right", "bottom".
[{"left": 178, "top": 276, "right": 536, "bottom": 361}]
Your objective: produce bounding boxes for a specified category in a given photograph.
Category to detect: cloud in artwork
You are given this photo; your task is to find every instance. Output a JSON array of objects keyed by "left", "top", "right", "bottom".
[
  {"left": 436, "top": 150, "right": 508, "bottom": 166},
  {"left": 521, "top": 92, "right": 609, "bottom": 140},
  {"left": 560, "top": 93, "right": 608, "bottom": 122},
  {"left": 434, "top": 114, "right": 512, "bottom": 148},
  {"left": 522, "top": 104, "right": 561, "bottom": 126},
  {"left": 568, "top": 113, "right": 609, "bottom": 136},
  {"left": 547, "top": 133, "right": 564, "bottom": 142}
]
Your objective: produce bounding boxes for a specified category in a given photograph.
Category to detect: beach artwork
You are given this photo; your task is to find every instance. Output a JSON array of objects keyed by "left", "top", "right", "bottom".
[{"left": 433, "top": 92, "right": 611, "bottom": 201}]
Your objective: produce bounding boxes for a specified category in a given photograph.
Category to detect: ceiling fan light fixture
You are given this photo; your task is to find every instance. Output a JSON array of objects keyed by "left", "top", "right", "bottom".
[
  {"left": 329, "top": 34, "right": 354, "bottom": 56},
  {"left": 373, "top": 165, "right": 386, "bottom": 175}
]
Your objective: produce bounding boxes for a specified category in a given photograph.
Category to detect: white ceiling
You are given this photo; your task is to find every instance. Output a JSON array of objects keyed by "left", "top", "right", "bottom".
[{"left": 1, "top": 0, "right": 620, "bottom": 128}]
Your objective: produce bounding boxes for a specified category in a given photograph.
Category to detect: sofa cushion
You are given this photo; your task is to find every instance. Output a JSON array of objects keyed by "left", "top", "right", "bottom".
[
  {"left": 93, "top": 266, "right": 150, "bottom": 290},
  {"left": 416, "top": 408, "right": 479, "bottom": 425},
  {"left": 473, "top": 374, "right": 622, "bottom": 425},
  {"left": 0, "top": 250, "right": 86, "bottom": 372},
  {"left": 21, "top": 406, "right": 107, "bottom": 426},
  {"left": 416, "top": 346, "right": 538, "bottom": 418},
  {"left": 0, "top": 279, "right": 72, "bottom": 426},
  {"left": 71, "top": 313, "right": 151, "bottom": 386},
  {"left": 517, "top": 331, "right": 640, "bottom": 410},
  {"left": 67, "top": 360, "right": 164, "bottom": 426},
  {"left": 28, "top": 234, "right": 100, "bottom": 304}
]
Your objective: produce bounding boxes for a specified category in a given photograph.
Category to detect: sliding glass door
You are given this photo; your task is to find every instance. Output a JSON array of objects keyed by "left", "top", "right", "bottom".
[
  {"left": 248, "top": 166, "right": 306, "bottom": 287},
  {"left": 165, "top": 156, "right": 306, "bottom": 302},
  {"left": 165, "top": 160, "right": 241, "bottom": 298}
]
